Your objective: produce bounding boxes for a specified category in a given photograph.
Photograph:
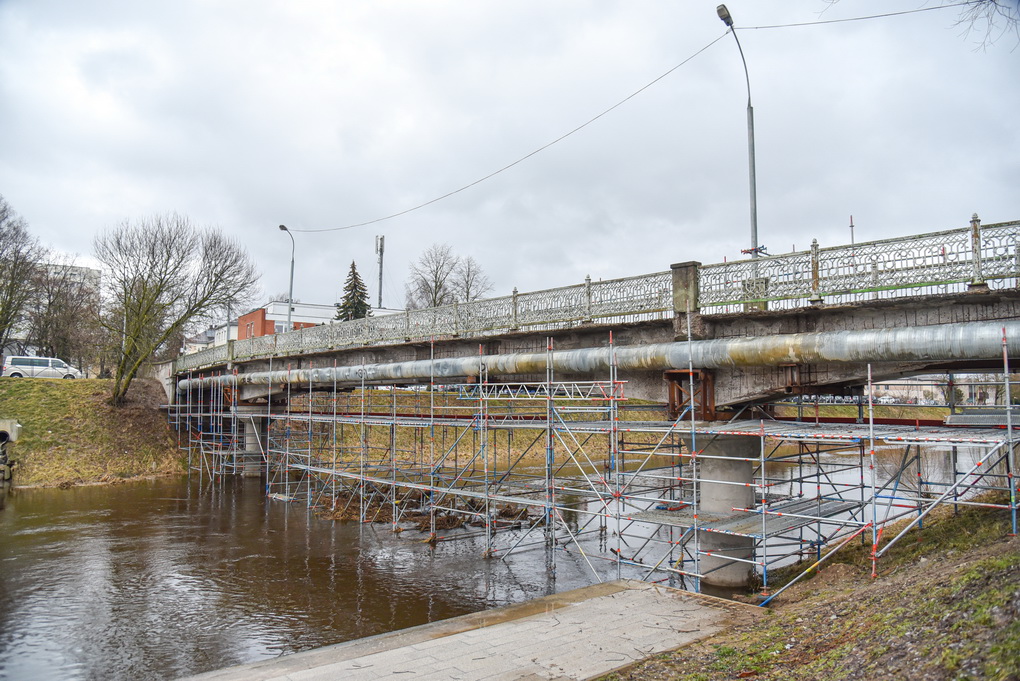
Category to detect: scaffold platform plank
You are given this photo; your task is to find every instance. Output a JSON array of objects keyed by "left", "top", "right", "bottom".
[
  {"left": 692, "top": 419, "right": 1010, "bottom": 445},
  {"left": 631, "top": 497, "right": 863, "bottom": 538}
]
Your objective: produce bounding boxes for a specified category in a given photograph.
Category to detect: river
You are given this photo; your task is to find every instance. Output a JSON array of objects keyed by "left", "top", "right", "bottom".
[
  {"left": 0, "top": 476, "right": 606, "bottom": 681},
  {"left": 0, "top": 444, "right": 986, "bottom": 679}
]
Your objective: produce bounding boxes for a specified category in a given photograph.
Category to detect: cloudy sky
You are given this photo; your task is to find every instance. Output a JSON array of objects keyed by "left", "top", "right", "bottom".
[{"left": 0, "top": 1, "right": 1017, "bottom": 313}]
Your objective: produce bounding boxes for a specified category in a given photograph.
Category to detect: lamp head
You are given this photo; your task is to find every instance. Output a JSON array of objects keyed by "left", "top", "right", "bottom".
[
  {"left": 717, "top": 4, "right": 733, "bottom": 27},
  {"left": 278, "top": 224, "right": 288, "bottom": 232}
]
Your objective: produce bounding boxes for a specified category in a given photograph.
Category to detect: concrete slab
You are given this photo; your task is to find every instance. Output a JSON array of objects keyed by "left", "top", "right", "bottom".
[{"left": 178, "top": 580, "right": 760, "bottom": 681}]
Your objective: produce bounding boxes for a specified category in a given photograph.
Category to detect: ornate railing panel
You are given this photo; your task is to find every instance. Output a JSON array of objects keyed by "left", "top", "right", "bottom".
[
  {"left": 246, "top": 334, "right": 276, "bottom": 358},
  {"left": 369, "top": 312, "right": 409, "bottom": 344},
  {"left": 699, "top": 251, "right": 815, "bottom": 313},
  {"left": 175, "top": 343, "right": 229, "bottom": 372},
  {"left": 455, "top": 296, "right": 515, "bottom": 337},
  {"left": 515, "top": 283, "right": 587, "bottom": 328},
  {"left": 590, "top": 271, "right": 673, "bottom": 320}
]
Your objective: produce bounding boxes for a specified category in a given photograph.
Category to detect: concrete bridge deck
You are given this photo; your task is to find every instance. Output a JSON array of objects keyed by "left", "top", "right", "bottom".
[
  {"left": 164, "top": 217, "right": 1020, "bottom": 410},
  {"left": 179, "top": 580, "right": 759, "bottom": 681}
]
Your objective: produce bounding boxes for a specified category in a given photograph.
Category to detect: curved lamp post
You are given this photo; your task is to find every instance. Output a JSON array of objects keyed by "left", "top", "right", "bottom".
[
  {"left": 278, "top": 225, "right": 295, "bottom": 332},
  {"left": 717, "top": 4, "right": 759, "bottom": 262}
]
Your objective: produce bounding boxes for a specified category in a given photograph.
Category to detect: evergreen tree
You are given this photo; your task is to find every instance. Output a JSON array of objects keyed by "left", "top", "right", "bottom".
[{"left": 335, "top": 261, "right": 371, "bottom": 321}]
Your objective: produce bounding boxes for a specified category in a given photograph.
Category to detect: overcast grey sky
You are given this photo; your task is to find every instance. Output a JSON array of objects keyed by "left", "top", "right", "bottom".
[{"left": 0, "top": 1, "right": 1017, "bottom": 313}]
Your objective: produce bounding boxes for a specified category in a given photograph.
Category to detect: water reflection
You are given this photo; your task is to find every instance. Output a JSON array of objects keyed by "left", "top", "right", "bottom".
[
  {"left": 764, "top": 443, "right": 986, "bottom": 499},
  {"left": 0, "top": 477, "right": 598, "bottom": 681}
]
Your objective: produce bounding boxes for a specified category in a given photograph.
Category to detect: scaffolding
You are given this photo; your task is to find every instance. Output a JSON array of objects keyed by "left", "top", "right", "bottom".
[
  {"left": 169, "top": 339, "right": 1020, "bottom": 599},
  {"left": 169, "top": 368, "right": 267, "bottom": 481}
]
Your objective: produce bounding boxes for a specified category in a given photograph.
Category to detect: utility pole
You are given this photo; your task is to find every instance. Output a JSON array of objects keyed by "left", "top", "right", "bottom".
[
  {"left": 279, "top": 225, "right": 295, "bottom": 331},
  {"left": 717, "top": 5, "right": 760, "bottom": 266},
  {"left": 375, "top": 235, "right": 385, "bottom": 309}
]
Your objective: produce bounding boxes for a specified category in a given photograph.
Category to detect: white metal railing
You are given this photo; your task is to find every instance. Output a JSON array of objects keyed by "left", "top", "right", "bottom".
[
  {"left": 699, "top": 219, "right": 1019, "bottom": 312},
  {"left": 173, "top": 219, "right": 1019, "bottom": 374},
  {"left": 174, "top": 270, "right": 673, "bottom": 372}
]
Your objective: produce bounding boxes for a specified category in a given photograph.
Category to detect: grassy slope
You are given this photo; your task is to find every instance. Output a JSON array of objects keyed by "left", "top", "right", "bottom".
[
  {"left": 606, "top": 499, "right": 1020, "bottom": 681},
  {"left": 0, "top": 377, "right": 183, "bottom": 486},
  {"left": 773, "top": 403, "right": 953, "bottom": 421}
]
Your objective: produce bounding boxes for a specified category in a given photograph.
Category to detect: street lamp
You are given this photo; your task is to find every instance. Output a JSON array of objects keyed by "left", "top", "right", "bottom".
[
  {"left": 278, "top": 224, "right": 295, "bottom": 332},
  {"left": 717, "top": 4, "right": 760, "bottom": 262}
]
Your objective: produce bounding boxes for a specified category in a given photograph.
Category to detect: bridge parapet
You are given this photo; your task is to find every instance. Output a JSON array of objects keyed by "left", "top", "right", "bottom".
[
  {"left": 174, "top": 217, "right": 1019, "bottom": 375},
  {"left": 700, "top": 217, "right": 1019, "bottom": 311},
  {"left": 175, "top": 269, "right": 674, "bottom": 372}
]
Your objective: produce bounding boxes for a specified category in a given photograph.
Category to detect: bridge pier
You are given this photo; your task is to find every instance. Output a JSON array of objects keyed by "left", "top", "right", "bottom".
[
  {"left": 237, "top": 406, "right": 267, "bottom": 477},
  {"left": 688, "top": 435, "right": 757, "bottom": 593}
]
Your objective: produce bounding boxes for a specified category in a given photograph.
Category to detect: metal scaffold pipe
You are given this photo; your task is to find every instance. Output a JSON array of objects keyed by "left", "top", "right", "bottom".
[{"left": 177, "top": 321, "right": 1020, "bottom": 392}]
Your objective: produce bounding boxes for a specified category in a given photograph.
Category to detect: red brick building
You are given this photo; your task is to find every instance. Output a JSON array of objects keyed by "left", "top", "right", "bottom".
[{"left": 237, "top": 301, "right": 336, "bottom": 340}]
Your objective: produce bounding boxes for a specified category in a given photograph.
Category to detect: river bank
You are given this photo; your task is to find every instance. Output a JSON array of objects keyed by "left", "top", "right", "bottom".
[
  {"left": 603, "top": 496, "right": 1020, "bottom": 681},
  {"left": 0, "top": 377, "right": 182, "bottom": 486}
]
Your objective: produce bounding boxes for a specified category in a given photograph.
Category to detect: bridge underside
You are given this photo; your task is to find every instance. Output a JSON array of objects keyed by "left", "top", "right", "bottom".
[
  {"left": 232, "top": 356, "right": 1006, "bottom": 417},
  {"left": 170, "top": 345, "right": 1019, "bottom": 596}
]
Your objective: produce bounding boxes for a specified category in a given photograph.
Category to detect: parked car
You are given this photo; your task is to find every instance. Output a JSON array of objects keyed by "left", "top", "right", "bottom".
[{"left": 1, "top": 356, "right": 82, "bottom": 379}]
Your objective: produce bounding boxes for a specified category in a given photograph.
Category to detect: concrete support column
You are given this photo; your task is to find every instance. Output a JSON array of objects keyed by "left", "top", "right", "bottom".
[
  {"left": 692, "top": 435, "right": 758, "bottom": 592},
  {"left": 671, "top": 261, "right": 702, "bottom": 340},
  {"left": 236, "top": 405, "right": 267, "bottom": 477},
  {"left": 671, "top": 261, "right": 701, "bottom": 315}
]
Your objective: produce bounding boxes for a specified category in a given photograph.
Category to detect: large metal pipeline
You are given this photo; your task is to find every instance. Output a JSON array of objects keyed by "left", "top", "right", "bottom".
[{"left": 176, "top": 321, "right": 1020, "bottom": 392}]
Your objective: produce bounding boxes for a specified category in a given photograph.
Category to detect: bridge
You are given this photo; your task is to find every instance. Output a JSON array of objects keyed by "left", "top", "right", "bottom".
[{"left": 166, "top": 214, "right": 1020, "bottom": 597}]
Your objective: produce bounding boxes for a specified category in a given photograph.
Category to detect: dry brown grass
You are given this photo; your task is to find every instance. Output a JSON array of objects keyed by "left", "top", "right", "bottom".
[{"left": 0, "top": 377, "right": 183, "bottom": 486}]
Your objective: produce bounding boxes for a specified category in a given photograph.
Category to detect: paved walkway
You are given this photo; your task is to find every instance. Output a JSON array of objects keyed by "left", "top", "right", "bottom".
[{"left": 181, "top": 580, "right": 759, "bottom": 681}]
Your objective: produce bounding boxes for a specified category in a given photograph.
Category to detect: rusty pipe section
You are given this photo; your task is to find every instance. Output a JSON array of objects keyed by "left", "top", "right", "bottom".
[{"left": 176, "top": 321, "right": 1020, "bottom": 392}]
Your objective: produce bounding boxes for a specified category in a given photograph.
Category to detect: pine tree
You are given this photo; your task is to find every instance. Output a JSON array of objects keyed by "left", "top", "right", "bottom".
[{"left": 335, "top": 261, "right": 371, "bottom": 321}]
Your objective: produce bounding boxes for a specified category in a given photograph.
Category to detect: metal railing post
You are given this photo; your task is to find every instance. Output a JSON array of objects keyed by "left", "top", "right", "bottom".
[
  {"left": 511, "top": 287, "right": 519, "bottom": 331},
  {"left": 1014, "top": 240, "right": 1020, "bottom": 288},
  {"left": 809, "top": 239, "right": 822, "bottom": 304},
  {"left": 584, "top": 275, "right": 593, "bottom": 323},
  {"left": 970, "top": 213, "right": 986, "bottom": 288}
]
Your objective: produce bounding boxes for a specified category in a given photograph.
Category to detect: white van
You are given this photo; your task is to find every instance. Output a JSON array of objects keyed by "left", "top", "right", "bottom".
[{"left": 1, "top": 356, "right": 82, "bottom": 379}]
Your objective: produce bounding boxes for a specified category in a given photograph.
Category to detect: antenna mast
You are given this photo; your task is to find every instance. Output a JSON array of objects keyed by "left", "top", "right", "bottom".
[{"left": 375, "top": 235, "right": 385, "bottom": 309}]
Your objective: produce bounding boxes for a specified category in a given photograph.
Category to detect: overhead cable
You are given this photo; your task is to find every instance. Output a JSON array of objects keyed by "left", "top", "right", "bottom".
[
  {"left": 287, "top": 33, "right": 728, "bottom": 233},
  {"left": 289, "top": 1, "right": 972, "bottom": 235},
  {"left": 741, "top": 1, "right": 973, "bottom": 30}
]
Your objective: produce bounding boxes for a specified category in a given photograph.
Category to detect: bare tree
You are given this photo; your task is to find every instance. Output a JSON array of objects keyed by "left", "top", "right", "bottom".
[
  {"left": 825, "top": 0, "right": 1018, "bottom": 46},
  {"left": 957, "top": 0, "right": 1020, "bottom": 46},
  {"left": 405, "top": 244, "right": 494, "bottom": 308},
  {"left": 452, "top": 255, "right": 493, "bottom": 303},
  {"left": 405, "top": 243, "right": 459, "bottom": 309},
  {"left": 0, "top": 195, "right": 45, "bottom": 352},
  {"left": 94, "top": 212, "right": 260, "bottom": 404},
  {"left": 25, "top": 258, "right": 103, "bottom": 370}
]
